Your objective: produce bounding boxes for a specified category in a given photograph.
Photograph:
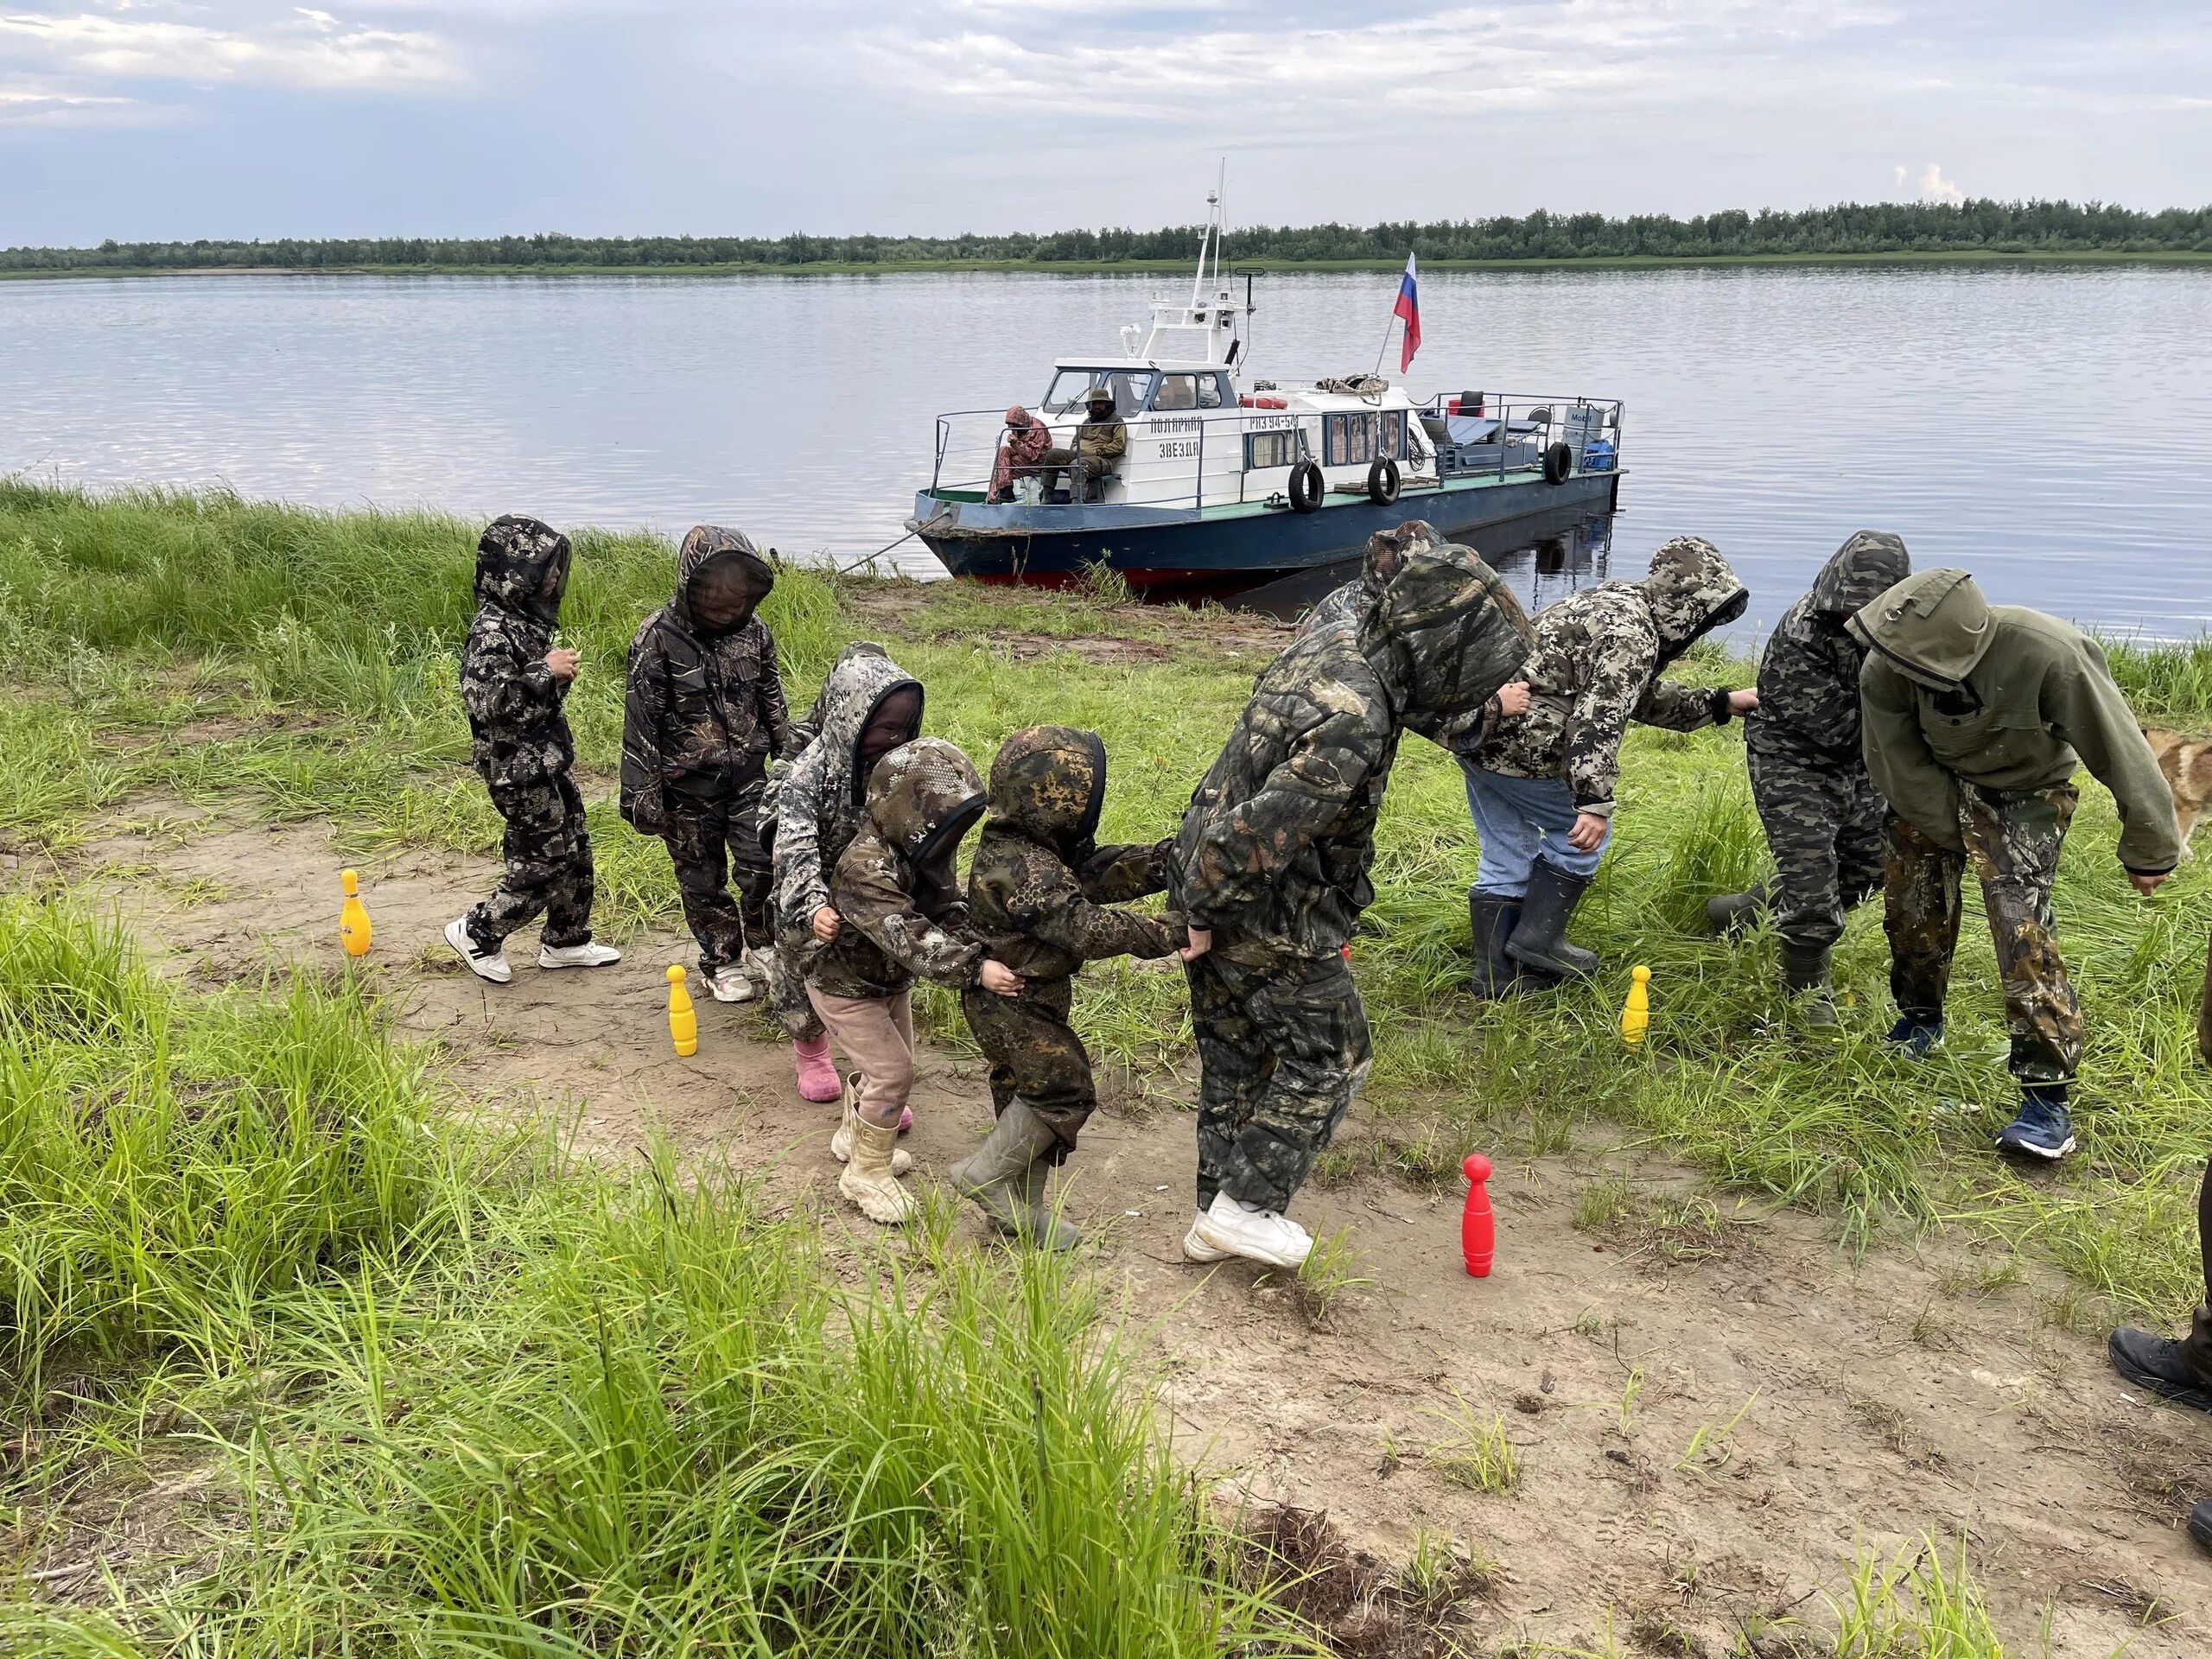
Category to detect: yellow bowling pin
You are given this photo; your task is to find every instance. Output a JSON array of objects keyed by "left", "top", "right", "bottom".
[
  {"left": 339, "top": 868, "right": 372, "bottom": 957},
  {"left": 667, "top": 964, "right": 698, "bottom": 1057},
  {"left": 1620, "top": 964, "right": 1651, "bottom": 1045}
]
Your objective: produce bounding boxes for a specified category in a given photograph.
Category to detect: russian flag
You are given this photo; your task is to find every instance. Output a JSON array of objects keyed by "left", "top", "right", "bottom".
[{"left": 1393, "top": 252, "right": 1421, "bottom": 373}]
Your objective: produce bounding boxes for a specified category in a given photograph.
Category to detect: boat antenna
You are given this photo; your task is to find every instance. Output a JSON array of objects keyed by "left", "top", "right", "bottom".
[{"left": 1192, "top": 159, "right": 1225, "bottom": 309}]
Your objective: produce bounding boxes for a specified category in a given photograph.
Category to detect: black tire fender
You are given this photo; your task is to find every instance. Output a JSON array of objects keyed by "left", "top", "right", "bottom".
[
  {"left": 1543, "top": 442, "right": 1573, "bottom": 485},
  {"left": 1288, "top": 461, "right": 1324, "bottom": 514},
  {"left": 1366, "top": 457, "right": 1401, "bottom": 505}
]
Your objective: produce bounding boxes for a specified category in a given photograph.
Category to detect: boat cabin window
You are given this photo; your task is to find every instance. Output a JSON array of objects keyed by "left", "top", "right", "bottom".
[
  {"left": 1244, "top": 429, "right": 1304, "bottom": 471},
  {"left": 1151, "top": 373, "right": 1229, "bottom": 411},
  {"left": 1043, "top": 369, "right": 1154, "bottom": 416},
  {"left": 1324, "top": 411, "right": 1407, "bottom": 467}
]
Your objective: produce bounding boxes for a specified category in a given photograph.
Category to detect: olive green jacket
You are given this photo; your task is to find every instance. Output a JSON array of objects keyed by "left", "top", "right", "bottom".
[{"left": 1849, "top": 569, "right": 2180, "bottom": 874}]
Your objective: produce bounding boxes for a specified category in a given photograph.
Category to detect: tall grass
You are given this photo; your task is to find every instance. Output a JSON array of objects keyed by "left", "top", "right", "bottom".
[{"left": 0, "top": 896, "right": 1313, "bottom": 1656}]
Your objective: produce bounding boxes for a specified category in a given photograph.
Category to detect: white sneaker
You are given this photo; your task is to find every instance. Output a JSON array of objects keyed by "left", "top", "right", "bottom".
[
  {"left": 1188, "top": 1192, "right": 1312, "bottom": 1270},
  {"left": 744, "top": 945, "right": 777, "bottom": 986},
  {"left": 707, "top": 965, "right": 755, "bottom": 1004},
  {"left": 445, "top": 916, "right": 512, "bottom": 985},
  {"left": 1181, "top": 1214, "right": 1232, "bottom": 1263},
  {"left": 538, "top": 939, "right": 621, "bottom": 969}
]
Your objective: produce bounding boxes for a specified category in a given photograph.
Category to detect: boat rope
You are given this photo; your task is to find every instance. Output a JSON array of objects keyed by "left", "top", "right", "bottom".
[{"left": 834, "top": 527, "right": 918, "bottom": 576}]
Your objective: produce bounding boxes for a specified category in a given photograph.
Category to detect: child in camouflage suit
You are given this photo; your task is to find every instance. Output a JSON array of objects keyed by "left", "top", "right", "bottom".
[
  {"left": 620, "top": 526, "right": 793, "bottom": 1004},
  {"left": 445, "top": 515, "right": 621, "bottom": 984},
  {"left": 952, "top": 725, "right": 1188, "bottom": 1249},
  {"left": 809, "top": 737, "right": 1024, "bottom": 1224}
]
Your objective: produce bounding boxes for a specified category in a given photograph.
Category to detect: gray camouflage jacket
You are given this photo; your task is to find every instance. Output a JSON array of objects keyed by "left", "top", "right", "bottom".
[
  {"left": 815, "top": 737, "right": 990, "bottom": 1000},
  {"left": 1746, "top": 530, "right": 1910, "bottom": 766},
  {"left": 1173, "top": 524, "right": 1532, "bottom": 964},
  {"left": 459, "top": 515, "right": 576, "bottom": 793},
  {"left": 1469, "top": 536, "right": 1749, "bottom": 817},
  {"left": 769, "top": 642, "right": 923, "bottom": 935},
  {"left": 620, "top": 526, "right": 794, "bottom": 831}
]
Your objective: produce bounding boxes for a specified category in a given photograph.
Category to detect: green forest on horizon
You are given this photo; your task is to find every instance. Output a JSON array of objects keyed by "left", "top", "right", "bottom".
[{"left": 7, "top": 197, "right": 2211, "bottom": 273}]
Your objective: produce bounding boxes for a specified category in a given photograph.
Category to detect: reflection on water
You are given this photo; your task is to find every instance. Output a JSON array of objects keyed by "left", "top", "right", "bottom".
[
  {"left": 3, "top": 264, "right": 2209, "bottom": 639},
  {"left": 1236, "top": 507, "right": 1614, "bottom": 623}
]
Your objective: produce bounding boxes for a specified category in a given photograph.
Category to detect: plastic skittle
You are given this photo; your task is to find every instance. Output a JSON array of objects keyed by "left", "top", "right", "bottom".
[
  {"left": 1459, "top": 1154, "right": 1495, "bottom": 1278},
  {"left": 1620, "top": 964, "right": 1651, "bottom": 1045},
  {"left": 338, "top": 868, "right": 372, "bottom": 957},
  {"left": 666, "top": 965, "right": 697, "bottom": 1057}
]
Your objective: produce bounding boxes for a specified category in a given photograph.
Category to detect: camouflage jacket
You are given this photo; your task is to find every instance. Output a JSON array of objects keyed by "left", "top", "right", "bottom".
[
  {"left": 1470, "top": 536, "right": 1749, "bottom": 816},
  {"left": 769, "top": 643, "right": 923, "bottom": 937},
  {"left": 1748, "top": 531, "right": 1910, "bottom": 766},
  {"left": 814, "top": 738, "right": 990, "bottom": 1000},
  {"left": 1174, "top": 525, "right": 1532, "bottom": 963},
  {"left": 968, "top": 725, "right": 1182, "bottom": 985},
  {"left": 459, "top": 515, "right": 576, "bottom": 792},
  {"left": 620, "top": 526, "right": 794, "bottom": 830}
]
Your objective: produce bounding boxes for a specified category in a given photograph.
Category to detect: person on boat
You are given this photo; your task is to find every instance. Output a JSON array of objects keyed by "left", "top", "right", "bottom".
[
  {"left": 1170, "top": 523, "right": 1533, "bottom": 1270},
  {"left": 2103, "top": 955, "right": 2212, "bottom": 1554},
  {"left": 619, "top": 525, "right": 794, "bottom": 1005},
  {"left": 765, "top": 642, "right": 925, "bottom": 1106},
  {"left": 1459, "top": 537, "right": 1755, "bottom": 996},
  {"left": 810, "top": 737, "right": 1024, "bottom": 1226},
  {"left": 1851, "top": 569, "right": 2177, "bottom": 1160},
  {"left": 1705, "top": 531, "right": 1912, "bottom": 1023},
  {"left": 987, "top": 406, "right": 1055, "bottom": 503},
  {"left": 444, "top": 515, "right": 622, "bottom": 984},
  {"left": 1039, "top": 387, "right": 1127, "bottom": 503},
  {"left": 953, "top": 725, "right": 1191, "bottom": 1250}
]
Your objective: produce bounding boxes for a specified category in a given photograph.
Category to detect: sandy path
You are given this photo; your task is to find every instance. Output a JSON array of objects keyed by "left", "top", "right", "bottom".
[{"left": 55, "top": 807, "right": 2212, "bottom": 1656}]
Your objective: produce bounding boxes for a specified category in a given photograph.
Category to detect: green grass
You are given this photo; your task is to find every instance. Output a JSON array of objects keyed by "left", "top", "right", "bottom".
[{"left": 0, "top": 895, "right": 1313, "bottom": 1655}]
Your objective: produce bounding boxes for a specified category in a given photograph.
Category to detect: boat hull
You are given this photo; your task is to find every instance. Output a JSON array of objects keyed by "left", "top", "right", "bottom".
[{"left": 912, "top": 470, "right": 1623, "bottom": 601}]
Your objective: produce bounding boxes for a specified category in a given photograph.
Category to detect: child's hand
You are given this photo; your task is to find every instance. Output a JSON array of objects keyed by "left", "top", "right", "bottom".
[
  {"left": 1495, "top": 681, "right": 1532, "bottom": 719},
  {"left": 1179, "top": 925, "right": 1212, "bottom": 962},
  {"left": 1726, "top": 688, "right": 1758, "bottom": 715},
  {"left": 545, "top": 647, "right": 581, "bottom": 683},
  {"left": 978, "top": 960, "right": 1024, "bottom": 996},
  {"left": 810, "top": 905, "right": 842, "bottom": 942},
  {"left": 1567, "top": 812, "right": 1608, "bottom": 852}
]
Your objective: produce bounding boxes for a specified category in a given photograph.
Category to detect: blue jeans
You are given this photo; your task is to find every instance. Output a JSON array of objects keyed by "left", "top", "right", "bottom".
[{"left": 1461, "top": 765, "right": 1609, "bottom": 897}]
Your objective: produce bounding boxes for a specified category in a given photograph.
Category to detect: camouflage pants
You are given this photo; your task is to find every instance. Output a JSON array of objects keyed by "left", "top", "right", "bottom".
[
  {"left": 467, "top": 771, "right": 595, "bottom": 950},
  {"left": 1186, "top": 949, "right": 1371, "bottom": 1213},
  {"left": 961, "top": 976, "right": 1092, "bottom": 1163},
  {"left": 1884, "top": 781, "right": 2082, "bottom": 1087},
  {"left": 764, "top": 925, "right": 827, "bottom": 1044},
  {"left": 663, "top": 777, "right": 772, "bottom": 975},
  {"left": 1747, "top": 740, "right": 1885, "bottom": 950}
]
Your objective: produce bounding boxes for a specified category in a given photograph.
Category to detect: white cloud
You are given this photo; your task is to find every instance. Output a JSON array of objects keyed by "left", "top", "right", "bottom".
[
  {"left": 1910, "top": 161, "right": 1965, "bottom": 203},
  {"left": 0, "top": 81, "right": 163, "bottom": 124},
  {"left": 0, "top": 7, "right": 463, "bottom": 91}
]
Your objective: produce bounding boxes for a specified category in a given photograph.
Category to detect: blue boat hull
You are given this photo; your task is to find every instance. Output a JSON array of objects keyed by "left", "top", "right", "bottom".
[{"left": 912, "top": 470, "right": 1622, "bottom": 599}]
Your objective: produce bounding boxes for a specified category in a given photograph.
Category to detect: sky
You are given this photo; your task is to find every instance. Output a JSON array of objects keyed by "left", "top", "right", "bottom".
[{"left": 1, "top": 1, "right": 2208, "bottom": 246}]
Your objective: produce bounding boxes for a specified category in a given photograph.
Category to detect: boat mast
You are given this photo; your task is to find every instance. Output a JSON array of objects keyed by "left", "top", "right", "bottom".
[{"left": 1192, "top": 159, "right": 1225, "bottom": 312}]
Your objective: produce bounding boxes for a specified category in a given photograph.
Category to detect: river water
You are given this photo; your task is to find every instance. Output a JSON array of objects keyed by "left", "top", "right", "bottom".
[{"left": 4, "top": 265, "right": 2209, "bottom": 636}]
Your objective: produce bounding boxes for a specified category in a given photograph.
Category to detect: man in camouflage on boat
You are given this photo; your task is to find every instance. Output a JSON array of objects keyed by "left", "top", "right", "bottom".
[
  {"left": 1039, "top": 385, "right": 1128, "bottom": 502},
  {"left": 1171, "top": 522, "right": 1532, "bottom": 1269},
  {"left": 445, "top": 514, "right": 622, "bottom": 984},
  {"left": 620, "top": 525, "right": 794, "bottom": 1005},
  {"left": 1706, "top": 531, "right": 1912, "bottom": 1022},
  {"left": 1852, "top": 568, "right": 2179, "bottom": 1161}
]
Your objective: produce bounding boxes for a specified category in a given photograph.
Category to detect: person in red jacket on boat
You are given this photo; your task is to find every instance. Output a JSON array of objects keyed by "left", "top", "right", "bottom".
[{"left": 988, "top": 406, "right": 1054, "bottom": 504}]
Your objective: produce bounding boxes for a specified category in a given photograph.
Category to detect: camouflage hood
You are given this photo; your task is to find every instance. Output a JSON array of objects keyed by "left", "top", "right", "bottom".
[
  {"left": 863, "top": 737, "right": 986, "bottom": 873},
  {"left": 671, "top": 524, "right": 774, "bottom": 636},
  {"left": 1356, "top": 521, "right": 1533, "bottom": 740},
  {"left": 1847, "top": 568, "right": 1993, "bottom": 690},
  {"left": 1808, "top": 530, "right": 1910, "bottom": 620},
  {"left": 1640, "top": 536, "right": 1748, "bottom": 663},
  {"left": 474, "top": 515, "right": 572, "bottom": 628},
  {"left": 986, "top": 724, "right": 1106, "bottom": 854},
  {"left": 814, "top": 642, "right": 925, "bottom": 808}
]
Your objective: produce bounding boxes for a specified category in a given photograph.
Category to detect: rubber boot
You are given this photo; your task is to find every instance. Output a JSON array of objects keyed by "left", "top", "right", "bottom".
[
  {"left": 1779, "top": 940, "right": 1840, "bottom": 1029},
  {"left": 792, "top": 1036, "right": 841, "bottom": 1103},
  {"left": 838, "top": 1116, "right": 916, "bottom": 1224},
  {"left": 1706, "top": 877, "right": 1775, "bottom": 939},
  {"left": 1467, "top": 892, "right": 1522, "bottom": 1000},
  {"left": 950, "top": 1100, "right": 1077, "bottom": 1250},
  {"left": 832, "top": 1073, "right": 911, "bottom": 1173},
  {"left": 1505, "top": 861, "right": 1599, "bottom": 979}
]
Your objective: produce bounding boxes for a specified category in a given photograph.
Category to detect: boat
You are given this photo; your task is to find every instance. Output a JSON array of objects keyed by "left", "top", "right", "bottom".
[{"left": 907, "top": 185, "right": 1625, "bottom": 601}]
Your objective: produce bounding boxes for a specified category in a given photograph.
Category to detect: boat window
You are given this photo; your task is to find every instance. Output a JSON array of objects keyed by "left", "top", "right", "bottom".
[
  {"left": 1153, "top": 375, "right": 1198, "bottom": 411},
  {"left": 1381, "top": 410, "right": 1406, "bottom": 460},
  {"left": 1042, "top": 369, "right": 1154, "bottom": 415},
  {"left": 1244, "top": 429, "right": 1302, "bottom": 471},
  {"left": 1199, "top": 374, "right": 1229, "bottom": 409},
  {"left": 1324, "top": 413, "right": 1376, "bottom": 468}
]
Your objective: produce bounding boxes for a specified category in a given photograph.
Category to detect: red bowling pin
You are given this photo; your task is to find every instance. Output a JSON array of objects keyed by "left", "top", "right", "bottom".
[{"left": 1460, "top": 1154, "right": 1495, "bottom": 1278}]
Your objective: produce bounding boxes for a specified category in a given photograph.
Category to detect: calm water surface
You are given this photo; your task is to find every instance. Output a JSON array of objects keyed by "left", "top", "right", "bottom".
[{"left": 4, "top": 266, "right": 2209, "bottom": 636}]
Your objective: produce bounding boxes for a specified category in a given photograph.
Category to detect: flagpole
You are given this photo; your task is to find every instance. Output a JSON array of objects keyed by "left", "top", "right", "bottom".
[{"left": 1371, "top": 313, "right": 1397, "bottom": 380}]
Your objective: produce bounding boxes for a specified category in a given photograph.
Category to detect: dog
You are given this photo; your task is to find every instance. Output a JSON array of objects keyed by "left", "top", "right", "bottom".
[{"left": 2143, "top": 727, "right": 2212, "bottom": 856}]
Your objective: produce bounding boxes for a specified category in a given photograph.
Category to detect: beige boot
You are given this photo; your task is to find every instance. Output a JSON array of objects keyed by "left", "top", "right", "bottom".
[
  {"left": 839, "top": 1115, "right": 917, "bottom": 1224},
  {"left": 830, "top": 1074, "right": 911, "bottom": 1173}
]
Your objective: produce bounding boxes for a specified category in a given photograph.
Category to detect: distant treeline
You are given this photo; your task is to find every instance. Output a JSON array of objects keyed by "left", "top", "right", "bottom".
[{"left": 9, "top": 199, "right": 2212, "bottom": 272}]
